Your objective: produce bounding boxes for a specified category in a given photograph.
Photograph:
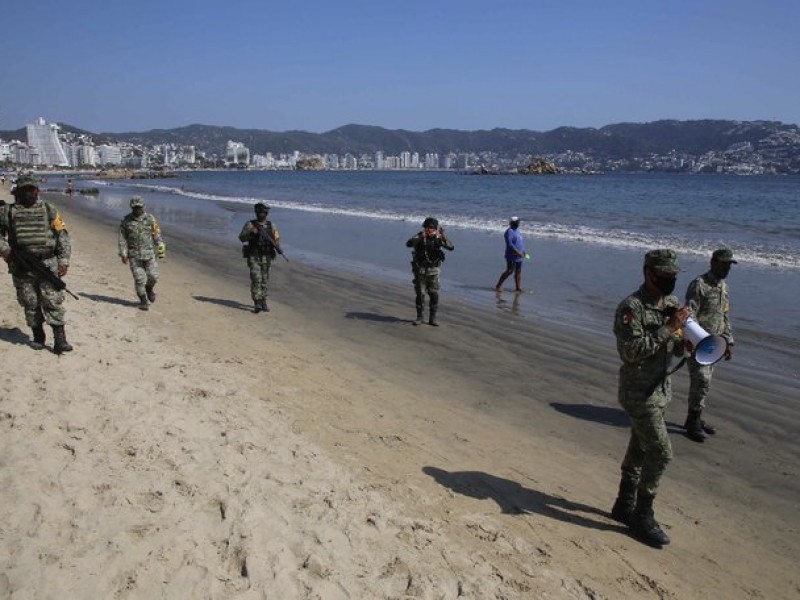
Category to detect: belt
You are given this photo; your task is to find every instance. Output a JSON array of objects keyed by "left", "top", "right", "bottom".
[{"left": 12, "top": 248, "right": 55, "bottom": 259}]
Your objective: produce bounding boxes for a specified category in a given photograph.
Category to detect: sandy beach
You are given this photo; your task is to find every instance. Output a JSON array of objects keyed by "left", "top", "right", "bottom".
[{"left": 1, "top": 186, "right": 798, "bottom": 598}]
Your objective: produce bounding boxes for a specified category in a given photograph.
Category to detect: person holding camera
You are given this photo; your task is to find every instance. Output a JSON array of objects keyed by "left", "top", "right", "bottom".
[
  {"left": 239, "top": 202, "right": 281, "bottom": 313},
  {"left": 406, "top": 217, "right": 454, "bottom": 326},
  {"left": 610, "top": 249, "right": 689, "bottom": 548}
]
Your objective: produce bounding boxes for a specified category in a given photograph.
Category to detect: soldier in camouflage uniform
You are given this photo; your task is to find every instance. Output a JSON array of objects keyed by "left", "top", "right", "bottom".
[
  {"left": 118, "top": 196, "right": 165, "bottom": 311},
  {"left": 683, "top": 248, "right": 736, "bottom": 442},
  {"left": 406, "top": 217, "right": 454, "bottom": 326},
  {"left": 239, "top": 202, "right": 282, "bottom": 314},
  {"left": 0, "top": 175, "right": 73, "bottom": 354},
  {"left": 610, "top": 249, "right": 689, "bottom": 547}
]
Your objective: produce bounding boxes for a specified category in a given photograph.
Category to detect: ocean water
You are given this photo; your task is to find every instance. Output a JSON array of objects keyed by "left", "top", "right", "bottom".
[{"left": 70, "top": 170, "right": 799, "bottom": 382}]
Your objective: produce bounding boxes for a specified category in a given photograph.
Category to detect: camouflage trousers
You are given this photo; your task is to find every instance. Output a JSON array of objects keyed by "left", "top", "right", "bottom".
[
  {"left": 12, "top": 259, "right": 66, "bottom": 327},
  {"left": 687, "top": 356, "right": 715, "bottom": 413},
  {"left": 128, "top": 257, "right": 159, "bottom": 297},
  {"left": 413, "top": 265, "right": 441, "bottom": 298},
  {"left": 618, "top": 375, "right": 674, "bottom": 497},
  {"left": 247, "top": 255, "right": 272, "bottom": 301}
]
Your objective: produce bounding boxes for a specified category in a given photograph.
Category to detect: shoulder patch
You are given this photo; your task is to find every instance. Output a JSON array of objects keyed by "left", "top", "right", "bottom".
[
  {"left": 51, "top": 212, "right": 67, "bottom": 232},
  {"left": 623, "top": 309, "right": 634, "bottom": 325}
]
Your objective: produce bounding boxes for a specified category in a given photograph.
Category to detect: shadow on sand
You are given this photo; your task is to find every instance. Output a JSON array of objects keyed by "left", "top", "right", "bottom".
[
  {"left": 551, "top": 402, "right": 685, "bottom": 434},
  {"left": 423, "top": 466, "right": 621, "bottom": 533},
  {"left": 192, "top": 295, "right": 253, "bottom": 312},
  {"left": 345, "top": 311, "right": 413, "bottom": 324},
  {"left": 80, "top": 293, "right": 138, "bottom": 307},
  {"left": 0, "top": 326, "right": 32, "bottom": 347}
]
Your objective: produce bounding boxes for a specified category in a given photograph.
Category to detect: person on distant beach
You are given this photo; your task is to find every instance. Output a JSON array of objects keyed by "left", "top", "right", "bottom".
[
  {"left": 610, "top": 249, "right": 689, "bottom": 548},
  {"left": 682, "top": 248, "right": 736, "bottom": 443},
  {"left": 494, "top": 216, "right": 526, "bottom": 292},
  {"left": 406, "top": 217, "right": 454, "bottom": 326},
  {"left": 66, "top": 178, "right": 74, "bottom": 195},
  {"left": 239, "top": 202, "right": 281, "bottom": 314},
  {"left": 0, "top": 175, "right": 73, "bottom": 353},
  {"left": 118, "top": 196, "right": 165, "bottom": 311}
]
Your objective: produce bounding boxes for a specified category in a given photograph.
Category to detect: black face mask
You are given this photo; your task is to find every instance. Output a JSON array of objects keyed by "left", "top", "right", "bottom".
[
  {"left": 712, "top": 263, "right": 731, "bottom": 279},
  {"left": 652, "top": 273, "right": 677, "bottom": 296}
]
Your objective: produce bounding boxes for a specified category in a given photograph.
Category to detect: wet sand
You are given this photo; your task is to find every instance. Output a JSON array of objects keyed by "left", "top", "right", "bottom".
[{"left": 0, "top": 195, "right": 798, "bottom": 598}]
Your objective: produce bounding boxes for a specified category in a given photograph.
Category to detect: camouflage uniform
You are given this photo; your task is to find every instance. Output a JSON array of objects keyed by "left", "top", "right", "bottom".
[
  {"left": 685, "top": 272, "right": 732, "bottom": 411},
  {"left": 683, "top": 248, "right": 736, "bottom": 439},
  {"left": 614, "top": 284, "right": 684, "bottom": 496},
  {"left": 118, "top": 198, "right": 164, "bottom": 306},
  {"left": 239, "top": 203, "right": 280, "bottom": 313},
  {"left": 406, "top": 217, "right": 454, "bottom": 326},
  {"left": 611, "top": 249, "right": 687, "bottom": 547},
  {"left": 0, "top": 176, "right": 72, "bottom": 352}
]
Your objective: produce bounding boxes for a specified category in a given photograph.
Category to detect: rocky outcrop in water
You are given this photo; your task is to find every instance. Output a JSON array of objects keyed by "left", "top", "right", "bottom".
[{"left": 517, "top": 158, "right": 561, "bottom": 174}]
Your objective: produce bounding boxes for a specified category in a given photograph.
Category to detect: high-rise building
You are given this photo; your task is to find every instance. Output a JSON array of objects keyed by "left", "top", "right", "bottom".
[
  {"left": 26, "top": 117, "right": 69, "bottom": 166},
  {"left": 96, "top": 144, "right": 123, "bottom": 166},
  {"left": 226, "top": 141, "right": 250, "bottom": 165}
]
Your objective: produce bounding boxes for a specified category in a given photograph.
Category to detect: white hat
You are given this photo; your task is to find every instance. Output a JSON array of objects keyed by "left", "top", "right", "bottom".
[{"left": 510, "top": 216, "right": 520, "bottom": 223}]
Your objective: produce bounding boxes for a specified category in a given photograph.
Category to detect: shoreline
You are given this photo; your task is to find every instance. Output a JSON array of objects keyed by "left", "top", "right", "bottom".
[{"left": 0, "top": 196, "right": 798, "bottom": 597}]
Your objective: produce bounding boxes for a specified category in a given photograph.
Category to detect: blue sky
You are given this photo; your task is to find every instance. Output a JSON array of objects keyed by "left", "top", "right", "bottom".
[{"left": 3, "top": 0, "right": 798, "bottom": 133}]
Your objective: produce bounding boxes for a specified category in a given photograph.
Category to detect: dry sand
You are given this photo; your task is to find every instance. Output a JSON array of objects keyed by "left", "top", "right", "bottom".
[{"left": 0, "top": 189, "right": 798, "bottom": 599}]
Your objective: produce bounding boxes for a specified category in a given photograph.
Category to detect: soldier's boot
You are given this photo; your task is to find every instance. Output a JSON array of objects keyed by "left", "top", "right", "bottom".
[
  {"left": 31, "top": 324, "right": 46, "bottom": 350},
  {"left": 413, "top": 297, "right": 424, "bottom": 326},
  {"left": 260, "top": 299, "right": 270, "bottom": 313},
  {"left": 610, "top": 475, "right": 637, "bottom": 525},
  {"left": 145, "top": 284, "right": 156, "bottom": 304},
  {"left": 52, "top": 325, "right": 73, "bottom": 355},
  {"left": 684, "top": 411, "right": 706, "bottom": 443},
  {"left": 428, "top": 293, "right": 439, "bottom": 327},
  {"left": 138, "top": 294, "right": 149, "bottom": 311},
  {"left": 629, "top": 493, "right": 670, "bottom": 547},
  {"left": 700, "top": 417, "right": 716, "bottom": 435},
  {"left": 253, "top": 301, "right": 262, "bottom": 314}
]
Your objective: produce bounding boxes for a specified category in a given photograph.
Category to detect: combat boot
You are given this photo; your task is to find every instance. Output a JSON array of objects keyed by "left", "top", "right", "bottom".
[
  {"left": 31, "top": 324, "right": 46, "bottom": 350},
  {"left": 253, "top": 301, "right": 262, "bottom": 314},
  {"left": 701, "top": 418, "right": 716, "bottom": 435},
  {"left": 684, "top": 411, "right": 706, "bottom": 443},
  {"left": 52, "top": 325, "right": 73, "bottom": 355},
  {"left": 413, "top": 301, "right": 424, "bottom": 326},
  {"left": 629, "top": 493, "right": 670, "bottom": 547},
  {"left": 260, "top": 299, "right": 270, "bottom": 313},
  {"left": 610, "top": 474, "right": 637, "bottom": 525},
  {"left": 138, "top": 294, "right": 149, "bottom": 311},
  {"left": 145, "top": 284, "right": 156, "bottom": 303}
]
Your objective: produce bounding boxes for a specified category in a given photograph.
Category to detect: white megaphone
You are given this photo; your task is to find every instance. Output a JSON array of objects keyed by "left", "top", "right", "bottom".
[{"left": 683, "top": 317, "right": 727, "bottom": 365}]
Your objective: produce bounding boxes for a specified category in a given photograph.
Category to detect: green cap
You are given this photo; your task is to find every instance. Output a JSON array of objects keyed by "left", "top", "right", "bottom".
[
  {"left": 712, "top": 247, "right": 738, "bottom": 264},
  {"left": 254, "top": 202, "right": 269, "bottom": 212},
  {"left": 644, "top": 249, "right": 680, "bottom": 274},
  {"left": 130, "top": 196, "right": 145, "bottom": 208},
  {"left": 13, "top": 175, "right": 38, "bottom": 191}
]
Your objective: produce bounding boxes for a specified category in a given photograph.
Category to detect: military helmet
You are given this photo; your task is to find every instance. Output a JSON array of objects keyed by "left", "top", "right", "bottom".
[
  {"left": 423, "top": 217, "right": 439, "bottom": 229},
  {"left": 254, "top": 202, "right": 269, "bottom": 213},
  {"left": 130, "top": 196, "right": 145, "bottom": 208}
]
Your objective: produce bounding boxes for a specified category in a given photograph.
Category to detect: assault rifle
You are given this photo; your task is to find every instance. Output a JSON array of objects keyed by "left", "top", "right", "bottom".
[
  {"left": 255, "top": 223, "right": 289, "bottom": 262},
  {"left": 10, "top": 247, "right": 79, "bottom": 300}
]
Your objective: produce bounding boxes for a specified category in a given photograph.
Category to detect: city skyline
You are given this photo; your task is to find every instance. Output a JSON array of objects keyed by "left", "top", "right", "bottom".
[{"left": 3, "top": 0, "right": 799, "bottom": 134}]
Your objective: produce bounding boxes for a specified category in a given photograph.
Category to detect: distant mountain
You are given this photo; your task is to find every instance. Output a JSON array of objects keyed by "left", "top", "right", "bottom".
[{"left": 3, "top": 119, "right": 798, "bottom": 159}]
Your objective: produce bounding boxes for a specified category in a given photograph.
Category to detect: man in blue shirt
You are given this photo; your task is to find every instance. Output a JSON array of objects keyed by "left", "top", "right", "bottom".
[{"left": 495, "top": 216, "right": 526, "bottom": 292}]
